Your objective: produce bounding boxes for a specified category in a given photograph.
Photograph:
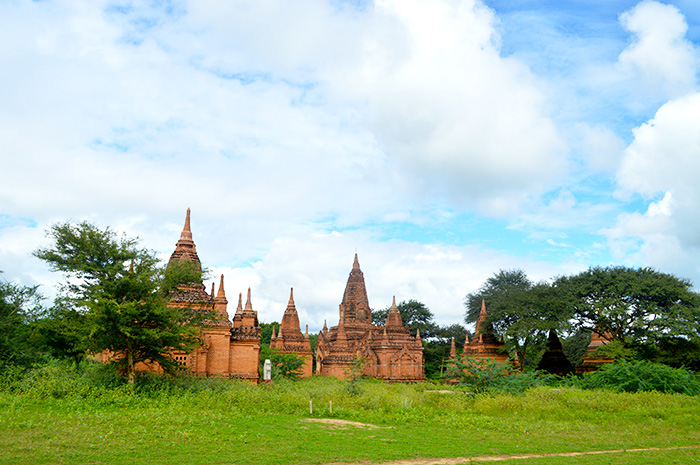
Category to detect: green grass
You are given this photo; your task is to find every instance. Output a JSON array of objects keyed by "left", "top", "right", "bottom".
[{"left": 0, "top": 368, "right": 699, "bottom": 465}]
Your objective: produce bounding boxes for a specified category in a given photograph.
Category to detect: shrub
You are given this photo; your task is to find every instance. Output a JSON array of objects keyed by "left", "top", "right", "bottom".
[{"left": 574, "top": 360, "right": 700, "bottom": 395}]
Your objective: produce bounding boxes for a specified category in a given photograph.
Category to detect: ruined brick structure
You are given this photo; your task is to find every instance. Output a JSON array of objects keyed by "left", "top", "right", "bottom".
[
  {"left": 167, "top": 209, "right": 261, "bottom": 383},
  {"left": 315, "top": 254, "right": 425, "bottom": 381},
  {"left": 575, "top": 330, "right": 614, "bottom": 373},
  {"left": 269, "top": 288, "right": 313, "bottom": 378},
  {"left": 462, "top": 300, "right": 509, "bottom": 363}
]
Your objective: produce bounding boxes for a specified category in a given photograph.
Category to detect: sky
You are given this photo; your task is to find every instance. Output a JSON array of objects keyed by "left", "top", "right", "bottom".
[{"left": 1, "top": 0, "right": 700, "bottom": 331}]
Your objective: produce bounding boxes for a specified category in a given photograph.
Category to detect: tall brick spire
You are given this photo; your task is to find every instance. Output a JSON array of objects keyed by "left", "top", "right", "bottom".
[
  {"left": 279, "top": 288, "right": 301, "bottom": 337},
  {"left": 168, "top": 208, "right": 201, "bottom": 268},
  {"left": 213, "top": 274, "right": 231, "bottom": 325},
  {"left": 339, "top": 254, "right": 371, "bottom": 325},
  {"left": 385, "top": 296, "right": 403, "bottom": 327},
  {"left": 474, "top": 299, "right": 488, "bottom": 342}
]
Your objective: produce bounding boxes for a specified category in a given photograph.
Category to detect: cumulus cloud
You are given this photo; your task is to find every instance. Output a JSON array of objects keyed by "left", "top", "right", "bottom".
[
  {"left": 197, "top": 228, "right": 569, "bottom": 330},
  {"left": 610, "top": 93, "right": 700, "bottom": 281},
  {"left": 619, "top": 0, "right": 699, "bottom": 98}
]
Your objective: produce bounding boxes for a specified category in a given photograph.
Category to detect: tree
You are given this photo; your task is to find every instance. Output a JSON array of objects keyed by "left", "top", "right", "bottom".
[
  {"left": 556, "top": 266, "right": 700, "bottom": 344},
  {"left": 372, "top": 299, "right": 439, "bottom": 338},
  {"left": 259, "top": 346, "right": 306, "bottom": 380},
  {"left": 33, "top": 297, "right": 88, "bottom": 368},
  {"left": 465, "top": 270, "right": 571, "bottom": 370},
  {"left": 34, "top": 222, "right": 210, "bottom": 385},
  {"left": 0, "top": 275, "right": 44, "bottom": 370},
  {"left": 465, "top": 269, "right": 532, "bottom": 324}
]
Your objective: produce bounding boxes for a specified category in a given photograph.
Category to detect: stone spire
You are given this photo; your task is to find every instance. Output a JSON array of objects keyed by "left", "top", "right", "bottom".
[
  {"left": 279, "top": 288, "right": 301, "bottom": 337},
  {"left": 236, "top": 293, "right": 243, "bottom": 315},
  {"left": 450, "top": 337, "right": 457, "bottom": 359},
  {"left": 415, "top": 328, "right": 422, "bottom": 347},
  {"left": 385, "top": 296, "right": 403, "bottom": 327},
  {"left": 339, "top": 253, "right": 371, "bottom": 325},
  {"left": 245, "top": 288, "right": 253, "bottom": 311},
  {"left": 213, "top": 274, "right": 230, "bottom": 325},
  {"left": 216, "top": 274, "right": 226, "bottom": 299},
  {"left": 271, "top": 325, "right": 277, "bottom": 340},
  {"left": 474, "top": 299, "right": 488, "bottom": 342},
  {"left": 168, "top": 208, "right": 201, "bottom": 268}
]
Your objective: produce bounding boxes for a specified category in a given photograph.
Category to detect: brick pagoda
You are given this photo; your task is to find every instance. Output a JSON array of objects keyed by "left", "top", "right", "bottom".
[
  {"left": 270, "top": 288, "right": 313, "bottom": 378},
  {"left": 315, "top": 254, "right": 425, "bottom": 381}
]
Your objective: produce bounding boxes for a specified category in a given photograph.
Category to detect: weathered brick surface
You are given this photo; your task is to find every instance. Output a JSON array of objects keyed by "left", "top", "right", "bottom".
[
  {"left": 270, "top": 288, "right": 313, "bottom": 378},
  {"left": 316, "top": 255, "right": 425, "bottom": 382},
  {"left": 141, "top": 209, "right": 262, "bottom": 383}
]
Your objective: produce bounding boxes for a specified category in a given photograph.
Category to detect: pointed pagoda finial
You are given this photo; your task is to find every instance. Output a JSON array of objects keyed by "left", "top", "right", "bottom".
[
  {"left": 353, "top": 253, "right": 360, "bottom": 270},
  {"left": 386, "top": 295, "right": 403, "bottom": 327},
  {"left": 245, "top": 287, "right": 253, "bottom": 310},
  {"left": 216, "top": 274, "right": 226, "bottom": 298},
  {"left": 237, "top": 293, "right": 243, "bottom": 312},
  {"left": 480, "top": 299, "right": 487, "bottom": 316},
  {"left": 211, "top": 282, "right": 215, "bottom": 298},
  {"left": 450, "top": 337, "right": 457, "bottom": 358},
  {"left": 288, "top": 287, "right": 295, "bottom": 307},
  {"left": 416, "top": 328, "right": 422, "bottom": 347},
  {"left": 465, "top": 331, "right": 470, "bottom": 346},
  {"left": 323, "top": 319, "right": 328, "bottom": 332},
  {"left": 305, "top": 324, "right": 309, "bottom": 338},
  {"left": 392, "top": 295, "right": 396, "bottom": 306},
  {"left": 271, "top": 325, "right": 277, "bottom": 339},
  {"left": 184, "top": 207, "right": 191, "bottom": 232}
]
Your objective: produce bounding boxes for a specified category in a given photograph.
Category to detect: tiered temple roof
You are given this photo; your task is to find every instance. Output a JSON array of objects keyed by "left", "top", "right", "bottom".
[
  {"left": 462, "top": 300, "right": 509, "bottom": 363},
  {"left": 270, "top": 288, "right": 313, "bottom": 377},
  {"left": 315, "top": 255, "right": 424, "bottom": 381}
]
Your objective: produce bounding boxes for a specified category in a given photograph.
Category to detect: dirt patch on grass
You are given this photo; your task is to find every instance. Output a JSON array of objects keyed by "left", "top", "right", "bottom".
[
  {"left": 301, "top": 419, "right": 386, "bottom": 430},
  {"left": 322, "top": 445, "right": 700, "bottom": 464}
]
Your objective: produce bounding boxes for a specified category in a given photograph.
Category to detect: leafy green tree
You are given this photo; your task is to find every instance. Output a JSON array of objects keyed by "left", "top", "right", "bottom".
[
  {"left": 556, "top": 266, "right": 700, "bottom": 344},
  {"left": 465, "top": 270, "right": 570, "bottom": 370},
  {"left": 465, "top": 269, "right": 531, "bottom": 324},
  {"left": 0, "top": 276, "right": 44, "bottom": 370},
  {"left": 33, "top": 297, "right": 88, "bottom": 368},
  {"left": 259, "top": 322, "right": 280, "bottom": 347},
  {"left": 443, "top": 356, "right": 514, "bottom": 392},
  {"left": 259, "top": 346, "right": 306, "bottom": 380},
  {"left": 34, "top": 222, "right": 210, "bottom": 386}
]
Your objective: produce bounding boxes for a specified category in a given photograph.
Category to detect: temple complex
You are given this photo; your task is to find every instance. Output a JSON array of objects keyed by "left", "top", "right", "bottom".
[
  {"left": 270, "top": 288, "right": 313, "bottom": 378},
  {"left": 462, "top": 300, "right": 509, "bottom": 363},
  {"left": 315, "top": 255, "right": 425, "bottom": 381},
  {"left": 167, "top": 209, "right": 261, "bottom": 383}
]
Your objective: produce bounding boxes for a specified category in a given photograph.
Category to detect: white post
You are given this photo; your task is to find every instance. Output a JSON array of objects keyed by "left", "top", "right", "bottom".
[
  {"left": 309, "top": 400, "right": 313, "bottom": 414},
  {"left": 329, "top": 400, "right": 333, "bottom": 414},
  {"left": 263, "top": 359, "right": 272, "bottom": 382}
]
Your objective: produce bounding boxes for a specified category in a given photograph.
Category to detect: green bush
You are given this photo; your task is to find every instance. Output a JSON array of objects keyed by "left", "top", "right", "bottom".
[{"left": 574, "top": 360, "right": 700, "bottom": 395}]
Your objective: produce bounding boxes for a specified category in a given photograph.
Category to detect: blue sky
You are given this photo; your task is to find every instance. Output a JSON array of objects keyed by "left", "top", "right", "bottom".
[{"left": 1, "top": 0, "right": 700, "bottom": 330}]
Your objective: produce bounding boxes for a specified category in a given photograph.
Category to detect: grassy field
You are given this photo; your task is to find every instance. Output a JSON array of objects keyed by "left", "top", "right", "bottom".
[{"left": 0, "top": 369, "right": 699, "bottom": 465}]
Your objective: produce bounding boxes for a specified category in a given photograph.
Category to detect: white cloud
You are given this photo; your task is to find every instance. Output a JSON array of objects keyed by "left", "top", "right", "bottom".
[
  {"left": 609, "top": 93, "right": 700, "bottom": 282},
  {"left": 619, "top": 0, "right": 699, "bottom": 98},
  {"left": 571, "top": 123, "right": 626, "bottom": 174},
  {"left": 194, "top": 228, "right": 571, "bottom": 331}
]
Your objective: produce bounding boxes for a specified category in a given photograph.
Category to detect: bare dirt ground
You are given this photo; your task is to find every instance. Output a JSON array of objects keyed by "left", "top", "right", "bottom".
[{"left": 300, "top": 419, "right": 387, "bottom": 430}]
